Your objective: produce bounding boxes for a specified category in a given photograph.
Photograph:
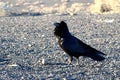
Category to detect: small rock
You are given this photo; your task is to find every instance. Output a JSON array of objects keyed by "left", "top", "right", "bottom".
[
  {"left": 8, "top": 63, "right": 18, "bottom": 67},
  {"left": 28, "top": 44, "right": 32, "bottom": 47},
  {"left": 41, "top": 58, "right": 47, "bottom": 65},
  {"left": 42, "top": 34, "right": 45, "bottom": 37},
  {"left": 63, "top": 78, "right": 67, "bottom": 80}
]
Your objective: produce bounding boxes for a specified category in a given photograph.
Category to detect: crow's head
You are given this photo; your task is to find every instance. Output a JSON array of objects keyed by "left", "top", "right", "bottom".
[{"left": 53, "top": 21, "right": 69, "bottom": 38}]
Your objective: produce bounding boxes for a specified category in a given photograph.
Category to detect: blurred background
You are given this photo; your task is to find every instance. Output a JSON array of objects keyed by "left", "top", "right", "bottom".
[{"left": 0, "top": 0, "right": 120, "bottom": 16}]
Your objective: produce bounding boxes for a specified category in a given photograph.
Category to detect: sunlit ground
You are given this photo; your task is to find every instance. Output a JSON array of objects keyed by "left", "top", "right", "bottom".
[
  {"left": 0, "top": 0, "right": 120, "bottom": 16},
  {"left": 89, "top": 0, "right": 120, "bottom": 13}
]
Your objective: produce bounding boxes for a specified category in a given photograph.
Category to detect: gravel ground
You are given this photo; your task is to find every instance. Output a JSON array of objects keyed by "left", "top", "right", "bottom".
[{"left": 0, "top": 13, "right": 120, "bottom": 80}]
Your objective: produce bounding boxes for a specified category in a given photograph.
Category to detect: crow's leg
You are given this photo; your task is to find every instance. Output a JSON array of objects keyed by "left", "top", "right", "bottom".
[
  {"left": 76, "top": 57, "right": 79, "bottom": 65},
  {"left": 68, "top": 56, "right": 73, "bottom": 64}
]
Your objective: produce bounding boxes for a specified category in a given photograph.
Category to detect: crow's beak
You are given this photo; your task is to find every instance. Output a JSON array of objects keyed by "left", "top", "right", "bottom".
[{"left": 53, "top": 22, "right": 59, "bottom": 27}]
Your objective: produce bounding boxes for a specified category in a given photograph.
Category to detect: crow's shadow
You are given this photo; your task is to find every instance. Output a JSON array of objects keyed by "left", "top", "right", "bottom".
[{"left": 46, "top": 62, "right": 68, "bottom": 66}]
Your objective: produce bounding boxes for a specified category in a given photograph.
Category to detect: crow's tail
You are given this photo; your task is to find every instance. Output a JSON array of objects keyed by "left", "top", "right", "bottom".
[{"left": 86, "top": 51, "right": 106, "bottom": 61}]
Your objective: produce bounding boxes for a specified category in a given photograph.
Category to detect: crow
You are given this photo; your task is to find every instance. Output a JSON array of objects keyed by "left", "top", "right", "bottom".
[{"left": 53, "top": 21, "right": 106, "bottom": 65}]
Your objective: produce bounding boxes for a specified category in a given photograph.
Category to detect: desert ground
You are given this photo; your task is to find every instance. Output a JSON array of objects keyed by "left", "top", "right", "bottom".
[
  {"left": 0, "top": 13, "right": 120, "bottom": 80},
  {"left": 0, "top": 0, "right": 120, "bottom": 80}
]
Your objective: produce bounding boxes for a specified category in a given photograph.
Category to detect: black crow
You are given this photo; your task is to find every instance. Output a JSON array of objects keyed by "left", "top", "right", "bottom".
[{"left": 53, "top": 21, "right": 106, "bottom": 64}]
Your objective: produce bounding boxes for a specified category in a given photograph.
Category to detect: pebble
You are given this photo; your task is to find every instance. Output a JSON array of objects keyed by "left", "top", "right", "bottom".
[{"left": 41, "top": 58, "right": 47, "bottom": 65}]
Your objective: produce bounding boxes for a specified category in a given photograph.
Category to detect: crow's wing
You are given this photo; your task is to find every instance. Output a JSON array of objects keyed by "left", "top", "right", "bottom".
[
  {"left": 75, "top": 37, "right": 106, "bottom": 55},
  {"left": 61, "top": 36, "right": 86, "bottom": 54}
]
